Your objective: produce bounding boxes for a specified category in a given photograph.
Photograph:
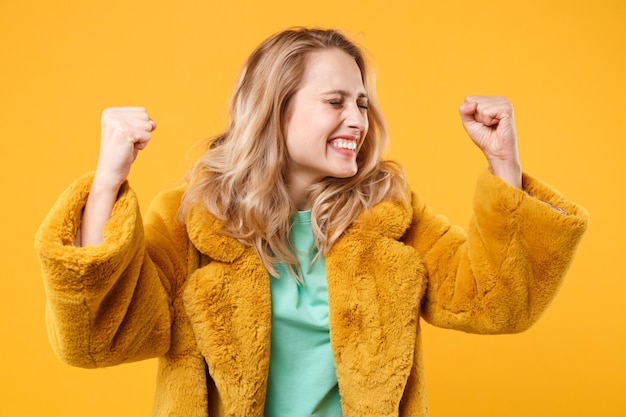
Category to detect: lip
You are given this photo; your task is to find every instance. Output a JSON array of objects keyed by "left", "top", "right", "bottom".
[{"left": 330, "top": 134, "right": 360, "bottom": 143}]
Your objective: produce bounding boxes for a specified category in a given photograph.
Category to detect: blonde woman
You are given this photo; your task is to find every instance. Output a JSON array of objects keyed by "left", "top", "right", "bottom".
[{"left": 36, "top": 28, "right": 588, "bottom": 417}]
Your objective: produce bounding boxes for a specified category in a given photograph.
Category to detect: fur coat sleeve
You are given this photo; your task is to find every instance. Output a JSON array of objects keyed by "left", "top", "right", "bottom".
[
  {"left": 34, "top": 173, "right": 189, "bottom": 368},
  {"left": 403, "top": 169, "right": 589, "bottom": 333},
  {"left": 34, "top": 168, "right": 588, "bottom": 417}
]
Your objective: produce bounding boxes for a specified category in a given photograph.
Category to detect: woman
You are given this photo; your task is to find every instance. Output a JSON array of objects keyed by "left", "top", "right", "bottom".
[{"left": 35, "top": 27, "right": 588, "bottom": 417}]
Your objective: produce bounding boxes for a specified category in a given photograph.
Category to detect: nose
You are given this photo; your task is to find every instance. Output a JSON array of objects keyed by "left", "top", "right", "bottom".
[{"left": 345, "top": 103, "right": 368, "bottom": 135}]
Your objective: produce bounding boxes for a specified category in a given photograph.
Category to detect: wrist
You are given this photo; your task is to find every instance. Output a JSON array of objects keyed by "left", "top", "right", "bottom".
[
  {"left": 488, "top": 158, "right": 522, "bottom": 189},
  {"left": 91, "top": 170, "right": 125, "bottom": 195}
]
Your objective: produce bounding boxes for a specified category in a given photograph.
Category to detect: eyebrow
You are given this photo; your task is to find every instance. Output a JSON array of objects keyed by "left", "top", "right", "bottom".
[{"left": 322, "top": 90, "right": 368, "bottom": 100}]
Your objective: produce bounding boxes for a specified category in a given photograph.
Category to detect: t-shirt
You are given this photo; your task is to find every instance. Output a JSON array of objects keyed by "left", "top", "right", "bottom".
[{"left": 264, "top": 210, "right": 342, "bottom": 417}]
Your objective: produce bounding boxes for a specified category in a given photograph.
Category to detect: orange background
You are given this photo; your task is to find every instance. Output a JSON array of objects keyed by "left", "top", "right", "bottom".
[{"left": 1, "top": 1, "right": 624, "bottom": 416}]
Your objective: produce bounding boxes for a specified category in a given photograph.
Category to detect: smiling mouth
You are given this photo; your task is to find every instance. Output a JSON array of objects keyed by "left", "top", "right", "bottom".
[{"left": 330, "top": 138, "right": 357, "bottom": 151}]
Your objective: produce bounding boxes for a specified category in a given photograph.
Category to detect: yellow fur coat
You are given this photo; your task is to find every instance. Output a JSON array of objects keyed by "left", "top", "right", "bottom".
[{"left": 35, "top": 170, "right": 588, "bottom": 417}]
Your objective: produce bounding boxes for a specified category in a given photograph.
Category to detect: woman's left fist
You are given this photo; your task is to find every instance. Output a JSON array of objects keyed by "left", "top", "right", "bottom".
[{"left": 459, "top": 96, "right": 522, "bottom": 188}]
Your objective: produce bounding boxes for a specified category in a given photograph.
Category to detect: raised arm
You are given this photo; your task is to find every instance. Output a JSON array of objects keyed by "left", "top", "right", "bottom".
[
  {"left": 76, "top": 107, "right": 156, "bottom": 246},
  {"left": 405, "top": 97, "right": 589, "bottom": 333},
  {"left": 34, "top": 107, "right": 179, "bottom": 368}
]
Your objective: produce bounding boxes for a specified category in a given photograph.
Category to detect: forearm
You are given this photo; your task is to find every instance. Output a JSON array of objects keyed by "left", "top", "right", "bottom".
[{"left": 75, "top": 177, "right": 121, "bottom": 247}]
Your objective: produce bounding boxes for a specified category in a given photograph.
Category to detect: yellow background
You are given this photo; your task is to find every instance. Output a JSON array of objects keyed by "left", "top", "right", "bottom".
[{"left": 1, "top": 0, "right": 624, "bottom": 416}]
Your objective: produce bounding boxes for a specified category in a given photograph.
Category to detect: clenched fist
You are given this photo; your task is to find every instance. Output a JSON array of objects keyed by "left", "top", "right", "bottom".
[
  {"left": 95, "top": 107, "right": 156, "bottom": 189},
  {"left": 459, "top": 96, "right": 522, "bottom": 189}
]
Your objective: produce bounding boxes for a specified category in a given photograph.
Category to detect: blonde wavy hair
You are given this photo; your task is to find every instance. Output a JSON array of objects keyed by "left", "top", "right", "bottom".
[{"left": 180, "top": 27, "right": 407, "bottom": 279}]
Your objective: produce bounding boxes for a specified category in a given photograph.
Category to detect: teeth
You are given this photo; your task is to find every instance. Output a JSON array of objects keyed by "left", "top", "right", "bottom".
[{"left": 331, "top": 139, "right": 357, "bottom": 151}]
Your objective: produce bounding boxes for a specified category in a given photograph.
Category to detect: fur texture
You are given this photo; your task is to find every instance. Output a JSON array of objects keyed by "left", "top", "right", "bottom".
[{"left": 35, "top": 169, "right": 588, "bottom": 417}]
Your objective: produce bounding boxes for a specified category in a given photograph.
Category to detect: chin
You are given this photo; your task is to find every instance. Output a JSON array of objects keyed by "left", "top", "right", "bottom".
[{"left": 334, "top": 167, "right": 358, "bottom": 179}]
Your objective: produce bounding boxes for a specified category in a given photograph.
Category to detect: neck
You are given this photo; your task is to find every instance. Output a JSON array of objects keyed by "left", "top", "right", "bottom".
[
  {"left": 292, "top": 191, "right": 312, "bottom": 211},
  {"left": 287, "top": 176, "right": 314, "bottom": 211}
]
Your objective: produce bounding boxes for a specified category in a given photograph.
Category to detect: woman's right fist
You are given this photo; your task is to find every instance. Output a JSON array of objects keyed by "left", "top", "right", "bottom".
[{"left": 95, "top": 107, "right": 156, "bottom": 189}]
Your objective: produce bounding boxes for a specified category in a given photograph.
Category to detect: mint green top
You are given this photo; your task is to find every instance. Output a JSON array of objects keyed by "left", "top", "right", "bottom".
[{"left": 264, "top": 211, "right": 342, "bottom": 417}]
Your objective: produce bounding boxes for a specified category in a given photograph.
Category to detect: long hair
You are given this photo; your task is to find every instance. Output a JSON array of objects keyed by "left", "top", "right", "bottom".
[{"left": 180, "top": 27, "right": 407, "bottom": 279}]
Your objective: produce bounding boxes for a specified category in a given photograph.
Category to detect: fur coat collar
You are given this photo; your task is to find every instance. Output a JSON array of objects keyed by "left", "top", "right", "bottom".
[{"left": 182, "top": 195, "right": 428, "bottom": 416}]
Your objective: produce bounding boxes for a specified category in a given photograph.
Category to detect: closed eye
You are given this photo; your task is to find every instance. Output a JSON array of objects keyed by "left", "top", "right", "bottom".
[{"left": 328, "top": 100, "right": 368, "bottom": 110}]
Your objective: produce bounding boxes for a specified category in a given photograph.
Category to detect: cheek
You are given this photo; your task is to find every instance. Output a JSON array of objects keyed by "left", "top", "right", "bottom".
[
  {"left": 284, "top": 104, "right": 310, "bottom": 141},
  {"left": 284, "top": 123, "right": 312, "bottom": 164},
  {"left": 285, "top": 114, "right": 329, "bottom": 149},
  {"left": 284, "top": 120, "right": 304, "bottom": 154}
]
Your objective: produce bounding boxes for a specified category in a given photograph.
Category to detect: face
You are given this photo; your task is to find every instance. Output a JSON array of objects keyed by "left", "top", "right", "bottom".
[{"left": 283, "top": 48, "right": 369, "bottom": 195}]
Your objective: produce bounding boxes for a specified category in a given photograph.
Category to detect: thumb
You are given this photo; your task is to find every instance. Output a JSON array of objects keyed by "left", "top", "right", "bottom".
[{"left": 459, "top": 100, "right": 478, "bottom": 124}]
